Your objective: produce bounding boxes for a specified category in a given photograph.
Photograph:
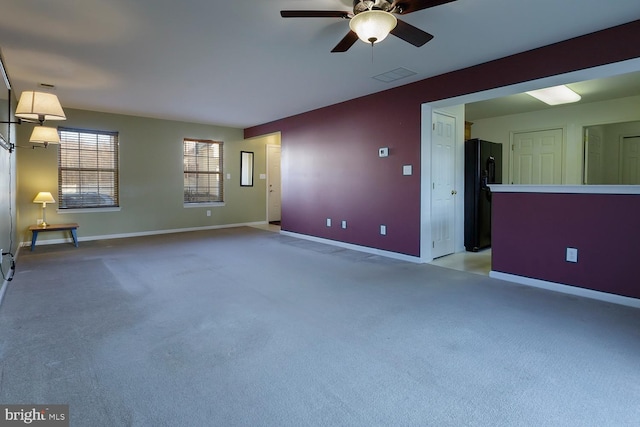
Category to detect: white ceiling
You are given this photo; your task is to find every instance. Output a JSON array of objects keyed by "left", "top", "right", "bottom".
[{"left": 1, "top": 0, "right": 639, "bottom": 128}]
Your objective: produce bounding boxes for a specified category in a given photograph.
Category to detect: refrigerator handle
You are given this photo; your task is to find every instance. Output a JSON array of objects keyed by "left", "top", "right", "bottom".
[
  {"left": 486, "top": 156, "right": 496, "bottom": 183},
  {"left": 483, "top": 156, "right": 496, "bottom": 202}
]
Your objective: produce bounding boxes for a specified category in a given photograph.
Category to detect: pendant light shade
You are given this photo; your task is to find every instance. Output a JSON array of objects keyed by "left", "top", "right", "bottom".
[
  {"left": 15, "top": 91, "right": 66, "bottom": 123},
  {"left": 349, "top": 10, "right": 397, "bottom": 45}
]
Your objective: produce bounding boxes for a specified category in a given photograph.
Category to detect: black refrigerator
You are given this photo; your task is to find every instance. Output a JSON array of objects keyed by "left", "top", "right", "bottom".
[{"left": 464, "top": 139, "right": 502, "bottom": 252}]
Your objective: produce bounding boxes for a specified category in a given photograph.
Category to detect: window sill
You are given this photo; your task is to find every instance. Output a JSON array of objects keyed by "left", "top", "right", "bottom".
[
  {"left": 57, "top": 207, "right": 122, "bottom": 214},
  {"left": 183, "top": 202, "right": 225, "bottom": 208}
]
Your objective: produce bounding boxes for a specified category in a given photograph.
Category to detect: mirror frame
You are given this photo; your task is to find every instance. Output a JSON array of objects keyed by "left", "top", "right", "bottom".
[
  {"left": 240, "top": 151, "right": 254, "bottom": 187},
  {"left": 0, "top": 49, "right": 13, "bottom": 153}
]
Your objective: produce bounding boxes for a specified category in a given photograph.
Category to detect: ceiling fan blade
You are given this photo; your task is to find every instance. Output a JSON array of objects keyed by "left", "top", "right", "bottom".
[
  {"left": 392, "top": 0, "right": 457, "bottom": 15},
  {"left": 391, "top": 19, "right": 434, "bottom": 47},
  {"left": 331, "top": 31, "right": 359, "bottom": 53},
  {"left": 281, "top": 10, "right": 350, "bottom": 18}
]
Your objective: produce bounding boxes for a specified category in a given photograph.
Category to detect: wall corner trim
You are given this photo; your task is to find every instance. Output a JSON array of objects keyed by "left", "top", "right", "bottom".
[{"left": 489, "top": 271, "right": 640, "bottom": 309}]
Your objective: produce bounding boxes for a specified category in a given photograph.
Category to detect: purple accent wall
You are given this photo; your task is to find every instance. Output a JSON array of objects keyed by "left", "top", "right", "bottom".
[
  {"left": 245, "top": 20, "right": 640, "bottom": 257},
  {"left": 492, "top": 192, "right": 640, "bottom": 299},
  {"left": 278, "top": 96, "right": 422, "bottom": 256}
]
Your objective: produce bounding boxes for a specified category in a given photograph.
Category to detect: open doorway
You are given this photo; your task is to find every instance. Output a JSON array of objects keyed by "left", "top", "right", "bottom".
[
  {"left": 266, "top": 143, "right": 281, "bottom": 225},
  {"left": 422, "top": 58, "right": 640, "bottom": 271}
]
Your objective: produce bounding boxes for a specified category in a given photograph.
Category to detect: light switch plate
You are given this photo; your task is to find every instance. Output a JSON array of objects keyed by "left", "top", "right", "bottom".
[
  {"left": 566, "top": 247, "right": 578, "bottom": 263},
  {"left": 326, "top": 218, "right": 331, "bottom": 227},
  {"left": 341, "top": 220, "right": 347, "bottom": 229},
  {"left": 379, "top": 147, "right": 389, "bottom": 157},
  {"left": 403, "top": 165, "right": 412, "bottom": 175},
  {"left": 380, "top": 225, "right": 386, "bottom": 235}
]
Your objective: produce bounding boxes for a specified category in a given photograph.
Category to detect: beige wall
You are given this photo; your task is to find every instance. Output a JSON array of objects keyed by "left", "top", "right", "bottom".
[
  {"left": 16, "top": 108, "right": 278, "bottom": 245},
  {"left": 470, "top": 94, "right": 640, "bottom": 185}
]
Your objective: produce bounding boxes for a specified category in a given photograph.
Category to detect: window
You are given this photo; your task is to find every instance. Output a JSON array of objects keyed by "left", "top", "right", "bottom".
[
  {"left": 58, "top": 127, "right": 119, "bottom": 209},
  {"left": 183, "top": 139, "right": 223, "bottom": 204}
]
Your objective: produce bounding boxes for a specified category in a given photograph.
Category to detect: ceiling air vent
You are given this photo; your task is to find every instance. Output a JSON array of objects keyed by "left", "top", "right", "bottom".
[{"left": 372, "top": 67, "right": 417, "bottom": 83}]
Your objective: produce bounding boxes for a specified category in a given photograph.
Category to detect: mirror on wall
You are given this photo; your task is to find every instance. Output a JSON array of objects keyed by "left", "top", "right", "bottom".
[
  {"left": 584, "top": 120, "right": 640, "bottom": 185},
  {"left": 240, "top": 151, "right": 254, "bottom": 187}
]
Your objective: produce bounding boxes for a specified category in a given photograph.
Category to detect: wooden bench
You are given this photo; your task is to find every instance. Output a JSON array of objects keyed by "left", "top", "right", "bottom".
[{"left": 29, "top": 223, "right": 79, "bottom": 251}]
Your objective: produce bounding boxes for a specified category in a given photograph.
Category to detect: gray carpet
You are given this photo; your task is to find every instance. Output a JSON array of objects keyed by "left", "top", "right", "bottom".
[{"left": 1, "top": 227, "right": 639, "bottom": 426}]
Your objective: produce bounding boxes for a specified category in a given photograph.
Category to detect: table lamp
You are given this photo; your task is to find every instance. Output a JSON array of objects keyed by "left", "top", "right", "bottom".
[{"left": 33, "top": 191, "right": 56, "bottom": 227}]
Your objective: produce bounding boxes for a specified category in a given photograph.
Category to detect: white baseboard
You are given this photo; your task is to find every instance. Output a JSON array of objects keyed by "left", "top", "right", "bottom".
[
  {"left": 280, "top": 231, "right": 423, "bottom": 263},
  {"left": 490, "top": 271, "right": 640, "bottom": 309},
  {"left": 21, "top": 221, "right": 268, "bottom": 248}
]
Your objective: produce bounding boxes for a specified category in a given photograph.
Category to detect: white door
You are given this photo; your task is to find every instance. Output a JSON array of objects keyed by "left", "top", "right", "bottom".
[
  {"left": 267, "top": 144, "right": 281, "bottom": 222},
  {"left": 620, "top": 136, "right": 640, "bottom": 184},
  {"left": 431, "top": 112, "right": 456, "bottom": 258},
  {"left": 511, "top": 128, "right": 563, "bottom": 184},
  {"left": 585, "top": 127, "right": 604, "bottom": 184}
]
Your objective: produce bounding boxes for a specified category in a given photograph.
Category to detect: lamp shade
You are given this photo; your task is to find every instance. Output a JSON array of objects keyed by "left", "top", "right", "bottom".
[
  {"left": 16, "top": 91, "right": 66, "bottom": 122},
  {"left": 349, "top": 10, "right": 397, "bottom": 45},
  {"left": 33, "top": 192, "right": 56, "bottom": 204},
  {"left": 30, "top": 126, "right": 60, "bottom": 145}
]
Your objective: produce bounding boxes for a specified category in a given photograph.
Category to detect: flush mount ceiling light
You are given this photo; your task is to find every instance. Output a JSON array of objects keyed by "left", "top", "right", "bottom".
[
  {"left": 15, "top": 91, "right": 66, "bottom": 124},
  {"left": 349, "top": 9, "right": 397, "bottom": 45},
  {"left": 526, "top": 85, "right": 582, "bottom": 105}
]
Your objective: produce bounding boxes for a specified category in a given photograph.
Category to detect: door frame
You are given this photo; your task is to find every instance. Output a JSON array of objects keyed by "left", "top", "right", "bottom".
[{"left": 418, "top": 58, "right": 640, "bottom": 263}]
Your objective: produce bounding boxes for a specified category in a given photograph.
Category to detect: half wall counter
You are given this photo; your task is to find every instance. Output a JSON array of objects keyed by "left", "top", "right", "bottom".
[{"left": 488, "top": 185, "right": 640, "bottom": 304}]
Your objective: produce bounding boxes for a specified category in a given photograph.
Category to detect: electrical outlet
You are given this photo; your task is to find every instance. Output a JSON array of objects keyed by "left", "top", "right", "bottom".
[
  {"left": 380, "top": 225, "right": 387, "bottom": 235},
  {"left": 206, "top": 210, "right": 211, "bottom": 217},
  {"left": 566, "top": 247, "right": 578, "bottom": 263},
  {"left": 326, "top": 218, "right": 331, "bottom": 227},
  {"left": 341, "top": 220, "right": 347, "bottom": 229}
]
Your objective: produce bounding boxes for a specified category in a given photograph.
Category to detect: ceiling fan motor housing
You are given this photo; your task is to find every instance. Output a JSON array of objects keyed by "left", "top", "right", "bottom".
[{"left": 354, "top": 0, "right": 394, "bottom": 14}]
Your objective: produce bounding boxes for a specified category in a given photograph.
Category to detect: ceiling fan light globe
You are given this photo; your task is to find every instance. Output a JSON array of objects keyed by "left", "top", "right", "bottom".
[{"left": 349, "top": 10, "right": 397, "bottom": 45}]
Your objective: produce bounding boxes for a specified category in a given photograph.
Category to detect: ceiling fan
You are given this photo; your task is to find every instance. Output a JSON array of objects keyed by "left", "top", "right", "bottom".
[{"left": 281, "top": 0, "right": 457, "bottom": 52}]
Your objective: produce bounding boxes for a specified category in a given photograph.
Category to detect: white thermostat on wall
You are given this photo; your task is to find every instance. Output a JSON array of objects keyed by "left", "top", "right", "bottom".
[{"left": 379, "top": 147, "right": 389, "bottom": 157}]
